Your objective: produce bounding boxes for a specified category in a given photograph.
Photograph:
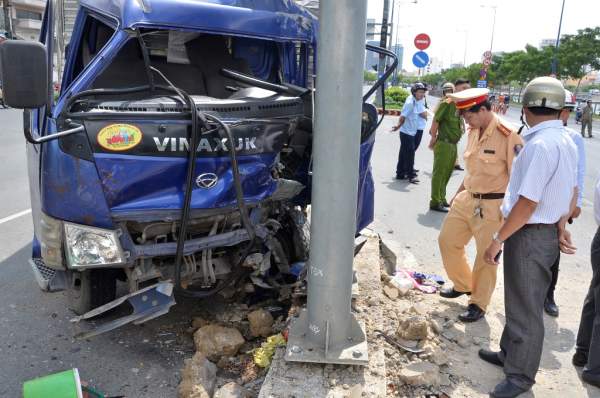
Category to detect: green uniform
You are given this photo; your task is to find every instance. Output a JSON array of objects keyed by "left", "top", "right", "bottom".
[{"left": 430, "top": 100, "right": 463, "bottom": 207}]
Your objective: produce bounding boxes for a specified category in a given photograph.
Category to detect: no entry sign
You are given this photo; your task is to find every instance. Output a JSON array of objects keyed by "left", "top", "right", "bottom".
[{"left": 414, "top": 33, "right": 431, "bottom": 50}]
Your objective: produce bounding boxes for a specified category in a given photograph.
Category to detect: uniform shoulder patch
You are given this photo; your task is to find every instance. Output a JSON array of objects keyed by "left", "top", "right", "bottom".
[{"left": 497, "top": 119, "right": 514, "bottom": 137}]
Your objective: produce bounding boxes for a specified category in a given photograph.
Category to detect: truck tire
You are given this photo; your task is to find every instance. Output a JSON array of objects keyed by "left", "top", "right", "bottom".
[{"left": 67, "top": 269, "right": 118, "bottom": 315}]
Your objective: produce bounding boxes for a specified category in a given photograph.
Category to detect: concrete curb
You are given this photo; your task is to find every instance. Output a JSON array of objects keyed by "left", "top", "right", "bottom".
[{"left": 258, "top": 233, "right": 387, "bottom": 398}]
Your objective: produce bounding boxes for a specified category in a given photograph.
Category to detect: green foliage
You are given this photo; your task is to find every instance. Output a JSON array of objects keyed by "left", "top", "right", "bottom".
[
  {"left": 385, "top": 86, "right": 409, "bottom": 107},
  {"left": 364, "top": 71, "right": 377, "bottom": 82}
]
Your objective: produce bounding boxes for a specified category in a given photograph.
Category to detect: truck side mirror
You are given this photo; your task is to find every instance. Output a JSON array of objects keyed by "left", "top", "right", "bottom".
[{"left": 0, "top": 40, "right": 48, "bottom": 109}]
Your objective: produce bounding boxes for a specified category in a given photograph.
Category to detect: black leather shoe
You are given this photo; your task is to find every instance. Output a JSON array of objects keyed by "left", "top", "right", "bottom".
[
  {"left": 454, "top": 165, "right": 464, "bottom": 171},
  {"left": 430, "top": 204, "right": 449, "bottom": 213},
  {"left": 478, "top": 349, "right": 504, "bottom": 367},
  {"left": 408, "top": 177, "right": 420, "bottom": 184},
  {"left": 443, "top": 201, "right": 450, "bottom": 208},
  {"left": 582, "top": 371, "right": 600, "bottom": 388},
  {"left": 395, "top": 174, "right": 406, "bottom": 180},
  {"left": 490, "top": 379, "right": 529, "bottom": 398},
  {"left": 439, "top": 286, "right": 471, "bottom": 298},
  {"left": 413, "top": 168, "right": 420, "bottom": 173},
  {"left": 544, "top": 297, "right": 559, "bottom": 317},
  {"left": 459, "top": 303, "right": 485, "bottom": 322},
  {"left": 573, "top": 350, "right": 588, "bottom": 367}
]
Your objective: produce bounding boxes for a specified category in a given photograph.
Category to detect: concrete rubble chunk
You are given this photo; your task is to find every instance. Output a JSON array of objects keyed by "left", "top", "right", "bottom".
[
  {"left": 431, "top": 348, "right": 449, "bottom": 366},
  {"left": 397, "top": 315, "right": 429, "bottom": 341},
  {"left": 429, "top": 319, "right": 442, "bottom": 335},
  {"left": 194, "top": 324, "right": 245, "bottom": 361},
  {"left": 214, "top": 382, "right": 251, "bottom": 398},
  {"left": 383, "top": 285, "right": 400, "bottom": 300},
  {"left": 192, "top": 316, "right": 210, "bottom": 330},
  {"left": 398, "top": 362, "right": 440, "bottom": 386},
  {"left": 177, "top": 352, "right": 217, "bottom": 398},
  {"left": 409, "top": 303, "right": 427, "bottom": 316},
  {"left": 247, "top": 309, "right": 274, "bottom": 338}
]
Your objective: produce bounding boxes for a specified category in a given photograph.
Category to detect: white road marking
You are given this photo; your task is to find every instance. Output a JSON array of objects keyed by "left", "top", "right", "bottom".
[{"left": 0, "top": 209, "right": 32, "bottom": 225}]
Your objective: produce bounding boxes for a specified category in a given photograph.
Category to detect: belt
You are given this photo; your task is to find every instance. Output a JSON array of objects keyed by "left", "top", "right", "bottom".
[
  {"left": 522, "top": 223, "right": 557, "bottom": 230},
  {"left": 471, "top": 193, "right": 505, "bottom": 200},
  {"left": 438, "top": 137, "right": 459, "bottom": 145}
]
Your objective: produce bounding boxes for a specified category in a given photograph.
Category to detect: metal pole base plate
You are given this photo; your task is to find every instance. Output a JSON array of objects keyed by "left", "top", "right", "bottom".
[{"left": 285, "top": 309, "right": 369, "bottom": 366}]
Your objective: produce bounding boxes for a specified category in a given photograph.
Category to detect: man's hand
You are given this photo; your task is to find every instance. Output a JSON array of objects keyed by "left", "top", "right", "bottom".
[
  {"left": 391, "top": 125, "right": 400, "bottom": 132},
  {"left": 484, "top": 239, "right": 503, "bottom": 265},
  {"left": 571, "top": 206, "right": 582, "bottom": 219},
  {"left": 428, "top": 136, "right": 437, "bottom": 150},
  {"left": 558, "top": 227, "right": 577, "bottom": 254}
]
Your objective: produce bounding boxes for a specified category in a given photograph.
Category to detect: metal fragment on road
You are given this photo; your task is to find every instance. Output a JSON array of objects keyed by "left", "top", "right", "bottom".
[{"left": 70, "top": 281, "right": 176, "bottom": 339}]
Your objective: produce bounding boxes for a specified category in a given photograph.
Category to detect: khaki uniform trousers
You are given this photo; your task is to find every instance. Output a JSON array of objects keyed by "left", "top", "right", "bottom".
[{"left": 438, "top": 190, "right": 503, "bottom": 311}]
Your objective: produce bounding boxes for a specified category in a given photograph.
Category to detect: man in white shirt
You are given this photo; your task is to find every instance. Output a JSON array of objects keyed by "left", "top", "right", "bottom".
[
  {"left": 544, "top": 89, "right": 587, "bottom": 317},
  {"left": 478, "top": 77, "right": 578, "bottom": 398},
  {"left": 572, "top": 176, "right": 600, "bottom": 389}
]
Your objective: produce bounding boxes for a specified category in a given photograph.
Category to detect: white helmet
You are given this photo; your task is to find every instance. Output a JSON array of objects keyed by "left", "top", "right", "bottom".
[{"left": 564, "top": 89, "right": 576, "bottom": 110}]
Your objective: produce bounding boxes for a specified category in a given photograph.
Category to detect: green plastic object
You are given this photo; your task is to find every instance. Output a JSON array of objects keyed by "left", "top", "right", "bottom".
[{"left": 23, "top": 368, "right": 105, "bottom": 398}]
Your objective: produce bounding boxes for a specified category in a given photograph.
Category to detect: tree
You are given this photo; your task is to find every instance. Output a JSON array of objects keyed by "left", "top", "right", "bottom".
[{"left": 558, "top": 27, "right": 600, "bottom": 93}]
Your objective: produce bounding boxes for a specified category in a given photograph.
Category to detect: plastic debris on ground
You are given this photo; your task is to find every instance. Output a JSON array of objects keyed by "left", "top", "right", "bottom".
[
  {"left": 394, "top": 269, "right": 445, "bottom": 294},
  {"left": 252, "top": 333, "right": 287, "bottom": 368}
]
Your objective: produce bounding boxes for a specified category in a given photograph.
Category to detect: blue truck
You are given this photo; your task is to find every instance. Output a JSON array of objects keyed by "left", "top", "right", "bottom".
[{"left": 0, "top": 0, "right": 395, "bottom": 336}]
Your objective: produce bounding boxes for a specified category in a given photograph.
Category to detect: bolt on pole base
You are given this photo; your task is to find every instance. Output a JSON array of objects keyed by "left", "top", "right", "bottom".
[{"left": 285, "top": 309, "right": 369, "bottom": 366}]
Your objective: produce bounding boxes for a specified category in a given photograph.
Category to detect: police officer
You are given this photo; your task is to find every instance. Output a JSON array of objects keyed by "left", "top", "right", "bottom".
[
  {"left": 582, "top": 99, "right": 593, "bottom": 138},
  {"left": 544, "top": 89, "right": 586, "bottom": 317},
  {"left": 428, "top": 79, "right": 470, "bottom": 212},
  {"left": 438, "top": 88, "right": 523, "bottom": 322},
  {"left": 480, "top": 77, "right": 578, "bottom": 398}
]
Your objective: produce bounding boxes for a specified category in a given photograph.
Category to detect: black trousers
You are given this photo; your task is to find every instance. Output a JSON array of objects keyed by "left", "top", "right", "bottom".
[
  {"left": 499, "top": 224, "right": 558, "bottom": 390},
  {"left": 547, "top": 253, "right": 560, "bottom": 300},
  {"left": 414, "top": 129, "right": 424, "bottom": 151},
  {"left": 576, "top": 227, "right": 600, "bottom": 376},
  {"left": 396, "top": 132, "right": 417, "bottom": 178}
]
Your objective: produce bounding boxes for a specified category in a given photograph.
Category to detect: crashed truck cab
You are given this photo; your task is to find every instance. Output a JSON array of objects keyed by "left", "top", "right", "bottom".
[{"left": 0, "top": 0, "right": 394, "bottom": 337}]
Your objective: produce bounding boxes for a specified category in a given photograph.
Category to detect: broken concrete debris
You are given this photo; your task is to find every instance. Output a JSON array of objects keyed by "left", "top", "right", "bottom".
[
  {"left": 396, "top": 315, "right": 429, "bottom": 341},
  {"left": 194, "top": 325, "right": 246, "bottom": 362},
  {"left": 398, "top": 362, "right": 440, "bottom": 386},
  {"left": 178, "top": 352, "right": 217, "bottom": 398},
  {"left": 247, "top": 309, "right": 274, "bottom": 338},
  {"left": 213, "top": 382, "right": 251, "bottom": 398}
]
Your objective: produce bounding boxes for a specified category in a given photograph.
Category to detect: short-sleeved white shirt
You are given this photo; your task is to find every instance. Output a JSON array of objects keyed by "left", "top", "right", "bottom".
[{"left": 501, "top": 120, "right": 578, "bottom": 224}]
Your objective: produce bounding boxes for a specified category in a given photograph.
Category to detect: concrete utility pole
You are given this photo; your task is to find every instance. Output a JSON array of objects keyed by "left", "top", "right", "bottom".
[
  {"left": 551, "top": 0, "right": 566, "bottom": 76},
  {"left": 286, "top": 0, "right": 369, "bottom": 365},
  {"left": 2, "top": 0, "right": 13, "bottom": 38},
  {"left": 376, "top": 0, "right": 391, "bottom": 104}
]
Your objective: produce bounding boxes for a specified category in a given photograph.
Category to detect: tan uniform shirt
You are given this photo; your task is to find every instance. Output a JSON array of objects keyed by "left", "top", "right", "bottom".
[{"left": 463, "top": 115, "right": 523, "bottom": 194}]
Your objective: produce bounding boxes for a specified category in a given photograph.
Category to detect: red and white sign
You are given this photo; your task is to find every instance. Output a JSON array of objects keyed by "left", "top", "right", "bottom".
[
  {"left": 414, "top": 33, "right": 431, "bottom": 50},
  {"left": 483, "top": 50, "right": 492, "bottom": 59}
]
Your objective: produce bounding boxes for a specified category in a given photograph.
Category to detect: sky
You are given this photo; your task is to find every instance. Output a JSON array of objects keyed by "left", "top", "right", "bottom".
[{"left": 367, "top": 0, "right": 600, "bottom": 72}]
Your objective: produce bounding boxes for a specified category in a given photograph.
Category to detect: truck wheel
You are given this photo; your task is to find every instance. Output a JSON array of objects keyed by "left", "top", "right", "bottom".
[{"left": 67, "top": 269, "right": 118, "bottom": 315}]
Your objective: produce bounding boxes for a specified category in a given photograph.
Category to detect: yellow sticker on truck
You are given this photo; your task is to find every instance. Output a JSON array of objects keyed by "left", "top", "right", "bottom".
[{"left": 97, "top": 124, "right": 143, "bottom": 151}]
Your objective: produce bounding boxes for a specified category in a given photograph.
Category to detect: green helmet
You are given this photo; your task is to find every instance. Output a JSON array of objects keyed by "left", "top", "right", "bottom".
[
  {"left": 522, "top": 76, "right": 565, "bottom": 110},
  {"left": 442, "top": 82, "right": 455, "bottom": 92}
]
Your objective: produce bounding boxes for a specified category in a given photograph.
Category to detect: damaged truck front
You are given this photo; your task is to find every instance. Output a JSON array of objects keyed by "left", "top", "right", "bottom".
[{"left": 0, "top": 0, "right": 396, "bottom": 337}]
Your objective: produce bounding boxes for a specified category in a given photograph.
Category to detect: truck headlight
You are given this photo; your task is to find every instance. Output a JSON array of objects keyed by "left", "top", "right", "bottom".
[{"left": 64, "top": 222, "right": 126, "bottom": 268}]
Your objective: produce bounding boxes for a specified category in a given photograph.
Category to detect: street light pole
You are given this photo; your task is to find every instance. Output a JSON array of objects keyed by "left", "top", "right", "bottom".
[
  {"left": 376, "top": 0, "right": 391, "bottom": 104},
  {"left": 285, "top": 0, "right": 369, "bottom": 366},
  {"left": 489, "top": 6, "right": 497, "bottom": 54},
  {"left": 552, "top": 0, "right": 566, "bottom": 76}
]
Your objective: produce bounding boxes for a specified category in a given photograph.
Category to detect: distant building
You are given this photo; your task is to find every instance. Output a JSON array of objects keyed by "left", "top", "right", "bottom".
[
  {"left": 366, "top": 18, "right": 377, "bottom": 41},
  {"left": 365, "top": 40, "right": 380, "bottom": 72},
  {"left": 539, "top": 38, "right": 555, "bottom": 48},
  {"left": 6, "top": 0, "right": 45, "bottom": 41},
  {"left": 390, "top": 43, "right": 404, "bottom": 71},
  {"left": 429, "top": 57, "right": 443, "bottom": 74}
]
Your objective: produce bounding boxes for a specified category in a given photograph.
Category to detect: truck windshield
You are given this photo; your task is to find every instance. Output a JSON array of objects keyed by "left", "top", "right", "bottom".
[{"left": 92, "top": 29, "right": 291, "bottom": 99}]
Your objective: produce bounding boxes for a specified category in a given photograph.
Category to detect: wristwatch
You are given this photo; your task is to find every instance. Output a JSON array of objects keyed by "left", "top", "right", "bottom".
[{"left": 493, "top": 232, "right": 504, "bottom": 244}]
